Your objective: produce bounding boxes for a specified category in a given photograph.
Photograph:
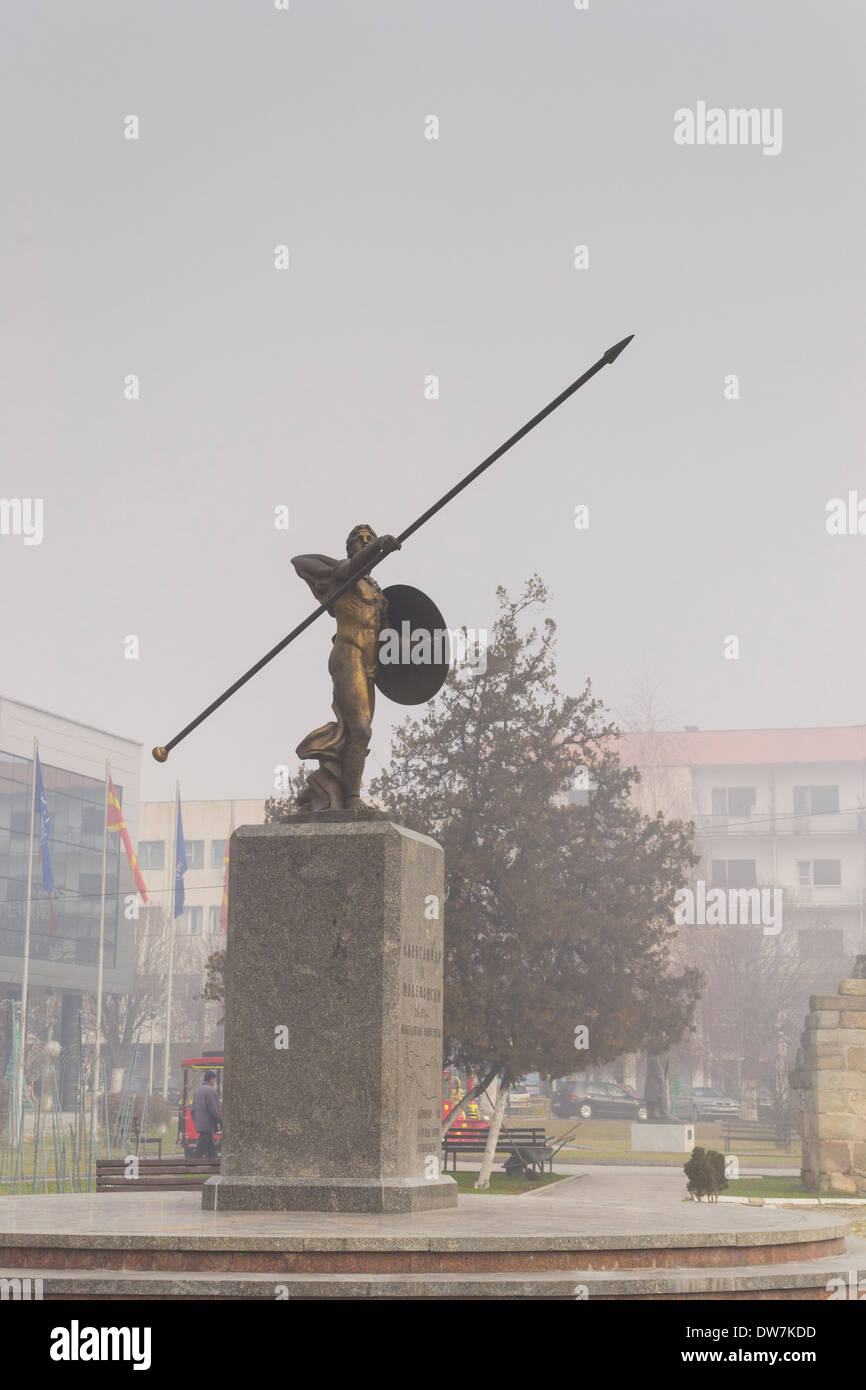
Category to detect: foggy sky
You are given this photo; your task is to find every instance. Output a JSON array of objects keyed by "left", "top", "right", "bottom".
[{"left": 2, "top": 0, "right": 864, "bottom": 802}]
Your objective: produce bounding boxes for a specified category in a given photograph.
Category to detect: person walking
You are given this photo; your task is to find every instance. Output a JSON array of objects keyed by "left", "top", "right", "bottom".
[{"left": 191, "top": 1069, "right": 221, "bottom": 1158}]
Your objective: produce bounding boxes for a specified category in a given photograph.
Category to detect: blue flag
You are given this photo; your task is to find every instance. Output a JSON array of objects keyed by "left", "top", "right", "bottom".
[
  {"left": 34, "top": 753, "right": 54, "bottom": 894},
  {"left": 173, "top": 792, "right": 187, "bottom": 919}
]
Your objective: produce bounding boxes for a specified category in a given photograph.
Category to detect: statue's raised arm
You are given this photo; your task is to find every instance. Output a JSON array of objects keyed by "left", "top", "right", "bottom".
[
  {"left": 291, "top": 553, "right": 341, "bottom": 607},
  {"left": 292, "top": 534, "right": 400, "bottom": 612}
]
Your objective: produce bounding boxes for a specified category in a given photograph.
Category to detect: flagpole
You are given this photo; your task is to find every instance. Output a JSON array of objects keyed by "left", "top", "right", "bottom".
[
  {"left": 14, "top": 737, "right": 39, "bottom": 1143},
  {"left": 90, "top": 758, "right": 110, "bottom": 1158},
  {"left": 147, "top": 1011, "right": 156, "bottom": 1097},
  {"left": 162, "top": 783, "right": 179, "bottom": 1098}
]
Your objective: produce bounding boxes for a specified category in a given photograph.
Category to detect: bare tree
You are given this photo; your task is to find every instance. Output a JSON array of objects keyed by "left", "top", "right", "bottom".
[
  {"left": 101, "top": 906, "right": 214, "bottom": 1081},
  {"left": 684, "top": 924, "right": 817, "bottom": 1118}
]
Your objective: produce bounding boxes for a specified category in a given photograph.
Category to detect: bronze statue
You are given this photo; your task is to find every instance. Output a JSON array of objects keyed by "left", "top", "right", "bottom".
[
  {"left": 291, "top": 525, "right": 399, "bottom": 811},
  {"left": 151, "top": 337, "right": 633, "bottom": 770}
]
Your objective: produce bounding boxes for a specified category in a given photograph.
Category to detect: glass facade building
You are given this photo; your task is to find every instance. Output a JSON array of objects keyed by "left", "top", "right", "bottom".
[{"left": 0, "top": 751, "right": 125, "bottom": 970}]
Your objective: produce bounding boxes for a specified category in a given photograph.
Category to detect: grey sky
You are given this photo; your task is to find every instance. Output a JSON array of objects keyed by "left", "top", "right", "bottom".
[{"left": 3, "top": 0, "right": 864, "bottom": 801}]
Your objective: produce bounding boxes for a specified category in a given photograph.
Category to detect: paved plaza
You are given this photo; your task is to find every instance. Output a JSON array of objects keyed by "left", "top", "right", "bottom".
[{"left": 0, "top": 1165, "right": 854, "bottom": 1246}]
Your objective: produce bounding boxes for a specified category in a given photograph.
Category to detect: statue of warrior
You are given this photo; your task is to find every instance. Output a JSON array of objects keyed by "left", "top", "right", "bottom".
[
  {"left": 151, "top": 339, "right": 630, "bottom": 774},
  {"left": 291, "top": 525, "right": 400, "bottom": 811}
]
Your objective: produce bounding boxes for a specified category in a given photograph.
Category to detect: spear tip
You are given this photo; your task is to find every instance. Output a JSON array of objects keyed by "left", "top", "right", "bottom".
[{"left": 603, "top": 333, "right": 634, "bottom": 365}]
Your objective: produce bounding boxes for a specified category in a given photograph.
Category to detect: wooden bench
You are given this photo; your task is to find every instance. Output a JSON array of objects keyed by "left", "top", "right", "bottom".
[
  {"left": 124, "top": 1136, "right": 163, "bottom": 1159},
  {"left": 722, "top": 1119, "right": 793, "bottom": 1154},
  {"left": 442, "top": 1126, "right": 553, "bottom": 1174},
  {"left": 95, "top": 1157, "right": 219, "bottom": 1192}
]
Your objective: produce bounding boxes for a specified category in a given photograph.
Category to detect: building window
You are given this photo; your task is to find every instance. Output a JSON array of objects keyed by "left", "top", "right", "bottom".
[
  {"left": 793, "top": 786, "right": 840, "bottom": 816},
  {"left": 208, "top": 905, "right": 223, "bottom": 934},
  {"left": 711, "top": 859, "right": 757, "bottom": 888},
  {"left": 184, "top": 840, "right": 204, "bottom": 871},
  {"left": 797, "top": 860, "right": 842, "bottom": 887},
  {"left": 177, "top": 906, "right": 202, "bottom": 935},
  {"left": 711, "top": 787, "right": 756, "bottom": 818},
  {"left": 813, "top": 860, "right": 842, "bottom": 886},
  {"left": 211, "top": 839, "right": 226, "bottom": 868},
  {"left": 0, "top": 752, "right": 122, "bottom": 971},
  {"left": 82, "top": 805, "right": 105, "bottom": 836},
  {"left": 139, "top": 841, "right": 165, "bottom": 870}
]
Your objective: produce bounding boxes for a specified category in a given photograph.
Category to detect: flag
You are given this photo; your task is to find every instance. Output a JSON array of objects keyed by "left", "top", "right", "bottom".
[
  {"left": 219, "top": 818, "right": 233, "bottom": 933},
  {"left": 107, "top": 774, "right": 148, "bottom": 902},
  {"left": 174, "top": 792, "right": 187, "bottom": 919},
  {"left": 34, "top": 753, "right": 56, "bottom": 933}
]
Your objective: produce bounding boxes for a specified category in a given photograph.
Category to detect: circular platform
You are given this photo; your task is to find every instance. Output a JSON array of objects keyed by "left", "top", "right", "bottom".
[{"left": 0, "top": 1168, "right": 860, "bottom": 1298}]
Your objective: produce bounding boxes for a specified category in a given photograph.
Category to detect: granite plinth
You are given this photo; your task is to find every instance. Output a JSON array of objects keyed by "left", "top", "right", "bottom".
[
  {"left": 205, "top": 819, "right": 456, "bottom": 1213},
  {"left": 201, "top": 1175, "right": 457, "bottom": 1214}
]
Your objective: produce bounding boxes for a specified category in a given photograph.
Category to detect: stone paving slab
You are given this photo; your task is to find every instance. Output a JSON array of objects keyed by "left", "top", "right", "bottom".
[{"left": 0, "top": 1167, "right": 850, "bottom": 1252}]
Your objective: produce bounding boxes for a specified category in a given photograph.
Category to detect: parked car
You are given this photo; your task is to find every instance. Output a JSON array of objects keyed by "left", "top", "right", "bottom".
[
  {"left": 505, "top": 1083, "right": 537, "bottom": 1114},
  {"left": 671, "top": 1086, "right": 739, "bottom": 1121},
  {"left": 552, "top": 1081, "right": 648, "bottom": 1122}
]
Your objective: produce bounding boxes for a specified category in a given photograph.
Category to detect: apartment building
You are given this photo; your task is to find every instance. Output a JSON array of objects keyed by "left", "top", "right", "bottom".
[{"left": 617, "top": 725, "right": 866, "bottom": 959}]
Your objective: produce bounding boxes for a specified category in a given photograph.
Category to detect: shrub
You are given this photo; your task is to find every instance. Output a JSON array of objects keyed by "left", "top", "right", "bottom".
[{"left": 684, "top": 1145, "right": 728, "bottom": 1201}]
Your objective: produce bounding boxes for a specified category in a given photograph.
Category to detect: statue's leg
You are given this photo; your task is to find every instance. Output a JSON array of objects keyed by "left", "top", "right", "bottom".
[
  {"left": 295, "top": 712, "right": 348, "bottom": 812},
  {"left": 337, "top": 664, "right": 374, "bottom": 804}
]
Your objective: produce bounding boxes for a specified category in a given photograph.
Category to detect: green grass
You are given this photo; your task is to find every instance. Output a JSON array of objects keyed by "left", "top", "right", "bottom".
[
  {"left": 0, "top": 1122, "right": 174, "bottom": 1195},
  {"left": 450, "top": 1169, "right": 567, "bottom": 1195},
  {"left": 542, "top": 1116, "right": 801, "bottom": 1166},
  {"left": 725, "top": 1176, "right": 866, "bottom": 1201},
  {"left": 725, "top": 1177, "right": 812, "bottom": 1200}
]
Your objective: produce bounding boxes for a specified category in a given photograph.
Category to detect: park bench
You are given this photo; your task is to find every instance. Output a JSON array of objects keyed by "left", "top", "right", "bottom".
[
  {"left": 442, "top": 1126, "right": 554, "bottom": 1175},
  {"left": 122, "top": 1134, "right": 163, "bottom": 1159},
  {"left": 95, "top": 1157, "right": 219, "bottom": 1192},
  {"left": 722, "top": 1118, "right": 793, "bottom": 1154}
]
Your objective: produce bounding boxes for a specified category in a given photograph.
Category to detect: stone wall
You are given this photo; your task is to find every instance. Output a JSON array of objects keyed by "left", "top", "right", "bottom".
[{"left": 790, "top": 977, "right": 866, "bottom": 1195}]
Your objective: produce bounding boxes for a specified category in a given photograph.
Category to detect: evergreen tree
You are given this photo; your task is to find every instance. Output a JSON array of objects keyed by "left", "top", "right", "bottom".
[{"left": 370, "top": 577, "right": 702, "bottom": 1176}]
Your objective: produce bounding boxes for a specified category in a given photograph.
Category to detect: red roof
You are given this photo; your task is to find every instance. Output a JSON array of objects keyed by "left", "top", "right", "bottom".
[{"left": 615, "top": 726, "right": 866, "bottom": 769}]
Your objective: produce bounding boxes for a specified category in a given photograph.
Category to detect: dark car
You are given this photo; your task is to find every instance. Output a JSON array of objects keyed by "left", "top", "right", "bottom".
[
  {"left": 552, "top": 1081, "right": 648, "bottom": 1122},
  {"left": 671, "top": 1086, "right": 739, "bottom": 1121}
]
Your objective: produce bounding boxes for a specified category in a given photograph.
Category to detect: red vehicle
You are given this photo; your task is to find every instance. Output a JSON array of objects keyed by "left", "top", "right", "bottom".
[
  {"left": 178, "top": 1053, "right": 224, "bottom": 1158},
  {"left": 442, "top": 1069, "right": 489, "bottom": 1141}
]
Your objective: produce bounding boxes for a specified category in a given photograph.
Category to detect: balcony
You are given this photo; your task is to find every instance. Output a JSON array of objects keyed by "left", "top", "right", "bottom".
[
  {"left": 693, "top": 811, "right": 864, "bottom": 837},
  {"left": 788, "top": 885, "right": 865, "bottom": 908}
]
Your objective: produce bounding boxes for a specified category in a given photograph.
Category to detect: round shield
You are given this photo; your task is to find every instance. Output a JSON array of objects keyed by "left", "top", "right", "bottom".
[{"left": 375, "top": 584, "right": 451, "bottom": 705}]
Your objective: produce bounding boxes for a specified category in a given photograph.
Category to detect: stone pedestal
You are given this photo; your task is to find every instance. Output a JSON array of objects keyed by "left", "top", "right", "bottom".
[
  {"left": 790, "top": 977, "right": 866, "bottom": 1195},
  {"left": 202, "top": 819, "right": 457, "bottom": 1213}
]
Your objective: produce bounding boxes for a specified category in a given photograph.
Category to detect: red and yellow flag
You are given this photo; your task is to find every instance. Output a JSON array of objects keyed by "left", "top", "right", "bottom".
[
  {"left": 107, "top": 775, "right": 148, "bottom": 902},
  {"left": 219, "top": 819, "right": 233, "bottom": 932}
]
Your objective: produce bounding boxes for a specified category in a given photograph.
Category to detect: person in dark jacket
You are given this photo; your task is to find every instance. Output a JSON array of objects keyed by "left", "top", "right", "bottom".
[{"left": 191, "top": 1070, "right": 221, "bottom": 1158}]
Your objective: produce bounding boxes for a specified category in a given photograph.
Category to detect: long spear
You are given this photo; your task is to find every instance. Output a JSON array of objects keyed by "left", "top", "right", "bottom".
[{"left": 152, "top": 334, "right": 634, "bottom": 762}]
